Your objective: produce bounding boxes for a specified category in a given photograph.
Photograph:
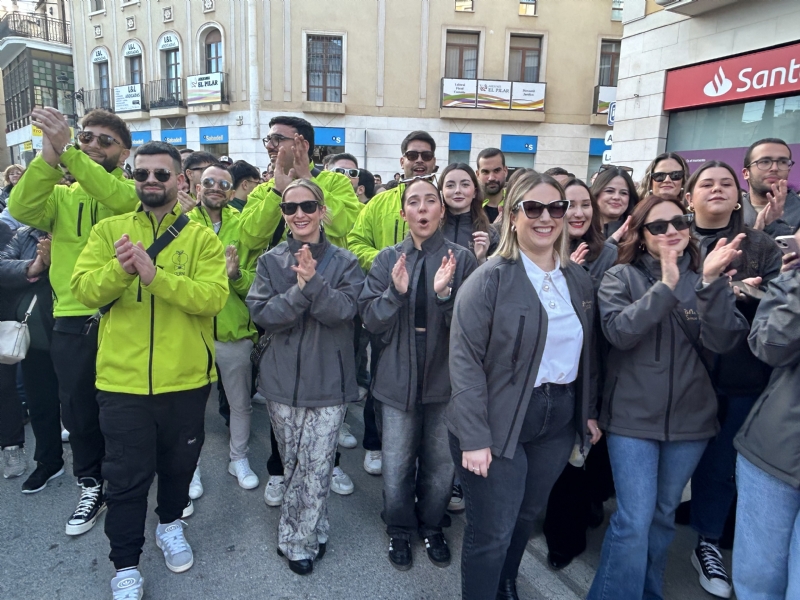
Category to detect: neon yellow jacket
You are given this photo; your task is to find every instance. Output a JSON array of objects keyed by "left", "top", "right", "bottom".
[
  {"left": 346, "top": 185, "right": 407, "bottom": 272},
  {"left": 238, "top": 166, "right": 363, "bottom": 253},
  {"left": 71, "top": 203, "right": 228, "bottom": 395},
  {"left": 188, "top": 204, "right": 258, "bottom": 343},
  {"left": 8, "top": 149, "right": 139, "bottom": 317}
]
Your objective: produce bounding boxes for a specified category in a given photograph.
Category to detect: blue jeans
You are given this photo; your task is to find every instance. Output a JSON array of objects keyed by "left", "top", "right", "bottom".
[
  {"left": 587, "top": 434, "right": 708, "bottom": 600},
  {"left": 690, "top": 394, "right": 758, "bottom": 540},
  {"left": 733, "top": 454, "right": 800, "bottom": 600}
]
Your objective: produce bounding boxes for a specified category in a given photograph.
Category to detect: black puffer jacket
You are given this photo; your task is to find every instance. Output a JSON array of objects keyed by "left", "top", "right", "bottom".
[
  {"left": 0, "top": 226, "right": 54, "bottom": 350},
  {"left": 442, "top": 210, "right": 499, "bottom": 259},
  {"left": 692, "top": 223, "right": 782, "bottom": 396}
]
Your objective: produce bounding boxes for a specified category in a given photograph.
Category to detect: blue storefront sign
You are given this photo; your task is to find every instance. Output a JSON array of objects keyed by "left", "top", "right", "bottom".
[
  {"left": 449, "top": 132, "right": 472, "bottom": 152},
  {"left": 314, "top": 127, "right": 345, "bottom": 146},
  {"left": 500, "top": 135, "right": 537, "bottom": 154},
  {"left": 160, "top": 129, "right": 187, "bottom": 146},
  {"left": 200, "top": 126, "right": 228, "bottom": 145},
  {"left": 131, "top": 131, "right": 152, "bottom": 147},
  {"left": 589, "top": 137, "right": 612, "bottom": 156}
]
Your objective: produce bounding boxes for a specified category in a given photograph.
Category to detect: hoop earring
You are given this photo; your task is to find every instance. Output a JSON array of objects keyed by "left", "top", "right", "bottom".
[
  {"left": 511, "top": 224, "right": 517, "bottom": 232},
  {"left": 734, "top": 203, "right": 742, "bottom": 211},
  {"left": 687, "top": 204, "right": 695, "bottom": 213}
]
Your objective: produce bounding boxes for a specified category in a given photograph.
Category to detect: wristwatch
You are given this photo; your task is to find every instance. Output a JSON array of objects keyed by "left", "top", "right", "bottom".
[{"left": 61, "top": 143, "right": 75, "bottom": 155}]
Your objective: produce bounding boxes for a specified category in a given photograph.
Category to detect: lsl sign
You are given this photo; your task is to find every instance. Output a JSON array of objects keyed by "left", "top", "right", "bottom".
[{"left": 664, "top": 42, "right": 800, "bottom": 111}]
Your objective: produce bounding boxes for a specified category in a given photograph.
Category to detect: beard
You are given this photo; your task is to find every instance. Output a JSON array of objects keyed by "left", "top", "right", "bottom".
[
  {"left": 483, "top": 181, "right": 504, "bottom": 195},
  {"left": 139, "top": 187, "right": 174, "bottom": 208},
  {"left": 200, "top": 192, "right": 227, "bottom": 210},
  {"left": 749, "top": 177, "right": 774, "bottom": 197}
]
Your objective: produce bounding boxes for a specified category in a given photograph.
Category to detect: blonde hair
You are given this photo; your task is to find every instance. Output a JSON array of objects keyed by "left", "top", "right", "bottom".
[
  {"left": 493, "top": 171, "right": 570, "bottom": 264},
  {"left": 282, "top": 178, "right": 332, "bottom": 226},
  {"left": 3, "top": 164, "right": 24, "bottom": 186}
]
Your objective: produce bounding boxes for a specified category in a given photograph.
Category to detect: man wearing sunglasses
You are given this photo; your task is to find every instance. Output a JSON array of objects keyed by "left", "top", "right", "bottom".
[
  {"left": 9, "top": 107, "right": 139, "bottom": 537},
  {"left": 71, "top": 141, "right": 228, "bottom": 599},
  {"left": 228, "top": 160, "right": 261, "bottom": 213},
  {"left": 741, "top": 137, "right": 800, "bottom": 237},
  {"left": 238, "top": 116, "right": 361, "bottom": 253},
  {"left": 328, "top": 153, "right": 375, "bottom": 204},
  {"left": 347, "top": 130, "right": 438, "bottom": 272},
  {"left": 182, "top": 151, "right": 218, "bottom": 198}
]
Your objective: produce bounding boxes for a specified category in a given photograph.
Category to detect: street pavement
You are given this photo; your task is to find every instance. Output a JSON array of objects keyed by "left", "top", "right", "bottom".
[{"left": 1, "top": 396, "right": 726, "bottom": 600}]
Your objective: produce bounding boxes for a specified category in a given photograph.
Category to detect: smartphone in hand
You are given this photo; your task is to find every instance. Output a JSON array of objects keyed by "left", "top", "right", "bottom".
[{"left": 776, "top": 235, "right": 800, "bottom": 256}]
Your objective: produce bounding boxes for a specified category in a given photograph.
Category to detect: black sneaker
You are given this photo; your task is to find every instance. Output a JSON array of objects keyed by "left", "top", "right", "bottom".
[
  {"left": 22, "top": 463, "right": 64, "bottom": 494},
  {"left": 388, "top": 537, "right": 412, "bottom": 571},
  {"left": 65, "top": 478, "right": 106, "bottom": 536},
  {"left": 691, "top": 539, "right": 732, "bottom": 598},
  {"left": 423, "top": 533, "right": 451, "bottom": 568}
]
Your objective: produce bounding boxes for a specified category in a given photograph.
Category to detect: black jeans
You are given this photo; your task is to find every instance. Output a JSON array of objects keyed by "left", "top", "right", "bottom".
[
  {"left": 21, "top": 349, "right": 63, "bottom": 470},
  {"left": 51, "top": 321, "right": 105, "bottom": 480},
  {"left": 98, "top": 385, "right": 210, "bottom": 570},
  {"left": 0, "top": 362, "right": 24, "bottom": 449},
  {"left": 451, "top": 383, "right": 576, "bottom": 600}
]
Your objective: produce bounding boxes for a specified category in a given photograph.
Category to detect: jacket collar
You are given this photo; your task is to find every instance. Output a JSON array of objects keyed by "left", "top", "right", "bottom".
[
  {"left": 400, "top": 228, "right": 445, "bottom": 256},
  {"left": 286, "top": 229, "right": 330, "bottom": 260},
  {"left": 191, "top": 203, "right": 233, "bottom": 231},
  {"left": 135, "top": 201, "right": 182, "bottom": 226},
  {"left": 637, "top": 251, "right": 692, "bottom": 279}
]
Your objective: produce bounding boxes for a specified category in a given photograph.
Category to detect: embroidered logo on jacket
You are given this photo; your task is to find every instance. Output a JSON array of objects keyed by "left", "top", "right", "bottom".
[
  {"left": 582, "top": 300, "right": 593, "bottom": 311},
  {"left": 684, "top": 308, "right": 699, "bottom": 321},
  {"left": 172, "top": 250, "right": 188, "bottom": 276}
]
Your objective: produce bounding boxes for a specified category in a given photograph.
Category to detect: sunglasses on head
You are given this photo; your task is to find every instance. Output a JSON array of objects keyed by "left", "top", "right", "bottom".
[
  {"left": 201, "top": 177, "right": 233, "bottom": 191},
  {"left": 77, "top": 131, "right": 121, "bottom": 148},
  {"left": 403, "top": 150, "right": 435, "bottom": 162},
  {"left": 333, "top": 167, "right": 359, "bottom": 178},
  {"left": 132, "top": 168, "right": 172, "bottom": 183},
  {"left": 400, "top": 173, "right": 438, "bottom": 186},
  {"left": 279, "top": 200, "right": 320, "bottom": 215},
  {"left": 598, "top": 164, "right": 634, "bottom": 174},
  {"left": 514, "top": 199, "right": 569, "bottom": 220},
  {"left": 643, "top": 214, "right": 692, "bottom": 235},
  {"left": 651, "top": 171, "right": 684, "bottom": 183}
]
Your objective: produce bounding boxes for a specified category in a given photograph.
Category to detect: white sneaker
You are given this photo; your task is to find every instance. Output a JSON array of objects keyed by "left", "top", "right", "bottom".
[
  {"left": 181, "top": 500, "right": 194, "bottom": 519},
  {"left": 155, "top": 520, "right": 193, "bottom": 573},
  {"left": 228, "top": 458, "right": 259, "bottom": 490},
  {"left": 338, "top": 422, "right": 357, "bottom": 449},
  {"left": 3, "top": 445, "right": 26, "bottom": 479},
  {"left": 111, "top": 568, "right": 144, "bottom": 600},
  {"left": 331, "top": 466, "right": 354, "bottom": 495},
  {"left": 61, "top": 429, "right": 70, "bottom": 443},
  {"left": 264, "top": 475, "right": 285, "bottom": 506},
  {"left": 363, "top": 450, "right": 382, "bottom": 475},
  {"left": 251, "top": 392, "right": 267, "bottom": 405},
  {"left": 188, "top": 467, "right": 203, "bottom": 500}
]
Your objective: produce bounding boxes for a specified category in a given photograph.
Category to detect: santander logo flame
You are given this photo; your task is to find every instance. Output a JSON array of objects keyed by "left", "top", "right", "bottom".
[{"left": 703, "top": 67, "right": 733, "bottom": 97}]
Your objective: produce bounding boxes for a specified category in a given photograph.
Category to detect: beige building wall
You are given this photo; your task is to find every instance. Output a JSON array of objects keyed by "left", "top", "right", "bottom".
[{"left": 69, "top": 0, "right": 623, "bottom": 179}]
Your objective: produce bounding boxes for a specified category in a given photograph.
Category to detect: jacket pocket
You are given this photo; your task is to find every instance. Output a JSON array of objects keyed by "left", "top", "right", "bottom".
[
  {"left": 337, "top": 349, "right": 346, "bottom": 401},
  {"left": 510, "top": 315, "right": 525, "bottom": 384},
  {"left": 654, "top": 324, "right": 662, "bottom": 362}
]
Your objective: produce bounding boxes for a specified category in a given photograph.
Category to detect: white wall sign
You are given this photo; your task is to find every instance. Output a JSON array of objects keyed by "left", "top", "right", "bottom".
[
  {"left": 604, "top": 130, "right": 613, "bottom": 146},
  {"left": 602, "top": 150, "right": 613, "bottom": 164},
  {"left": 158, "top": 34, "right": 180, "bottom": 50},
  {"left": 123, "top": 41, "right": 143, "bottom": 57},
  {"left": 91, "top": 47, "right": 109, "bottom": 63},
  {"left": 114, "top": 84, "right": 143, "bottom": 112}
]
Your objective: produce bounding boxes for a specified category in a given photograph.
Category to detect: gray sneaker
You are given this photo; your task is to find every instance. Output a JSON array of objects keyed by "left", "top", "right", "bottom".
[
  {"left": 110, "top": 569, "right": 144, "bottom": 600},
  {"left": 155, "top": 520, "right": 193, "bottom": 573},
  {"left": 264, "top": 475, "right": 285, "bottom": 506},
  {"left": 3, "top": 446, "right": 26, "bottom": 479}
]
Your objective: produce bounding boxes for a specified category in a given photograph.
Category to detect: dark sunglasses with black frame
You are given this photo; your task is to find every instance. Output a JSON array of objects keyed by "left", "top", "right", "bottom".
[
  {"left": 132, "top": 168, "right": 173, "bottom": 183},
  {"left": 77, "top": 131, "right": 121, "bottom": 148},
  {"left": 651, "top": 170, "right": 685, "bottom": 183},
  {"left": 403, "top": 150, "right": 435, "bottom": 162},
  {"left": 643, "top": 213, "right": 692, "bottom": 236},
  {"left": 513, "top": 199, "right": 570, "bottom": 220},
  {"left": 279, "top": 200, "right": 321, "bottom": 215}
]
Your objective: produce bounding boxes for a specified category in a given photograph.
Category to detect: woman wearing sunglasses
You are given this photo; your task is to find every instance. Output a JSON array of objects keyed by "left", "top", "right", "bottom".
[
  {"left": 438, "top": 163, "right": 499, "bottom": 265},
  {"left": 680, "top": 161, "right": 782, "bottom": 598},
  {"left": 587, "top": 195, "right": 750, "bottom": 600},
  {"left": 591, "top": 166, "right": 640, "bottom": 239},
  {"left": 447, "top": 172, "right": 600, "bottom": 600},
  {"left": 358, "top": 176, "right": 477, "bottom": 572},
  {"left": 246, "top": 179, "right": 365, "bottom": 576},
  {"left": 637, "top": 152, "right": 691, "bottom": 203}
]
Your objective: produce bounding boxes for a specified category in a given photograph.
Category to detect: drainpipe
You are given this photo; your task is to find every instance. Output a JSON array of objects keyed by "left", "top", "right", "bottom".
[{"left": 247, "top": 0, "right": 260, "bottom": 140}]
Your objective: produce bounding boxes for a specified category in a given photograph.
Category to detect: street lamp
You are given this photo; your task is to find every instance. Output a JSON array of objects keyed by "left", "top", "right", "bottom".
[{"left": 56, "top": 72, "right": 83, "bottom": 127}]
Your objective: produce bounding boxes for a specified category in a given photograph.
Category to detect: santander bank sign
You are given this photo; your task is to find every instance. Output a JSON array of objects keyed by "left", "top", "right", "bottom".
[{"left": 664, "top": 42, "right": 800, "bottom": 111}]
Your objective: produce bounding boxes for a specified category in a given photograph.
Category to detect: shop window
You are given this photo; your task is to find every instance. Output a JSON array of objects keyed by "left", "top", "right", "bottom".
[
  {"left": 128, "top": 55, "right": 142, "bottom": 85},
  {"left": 306, "top": 35, "right": 343, "bottom": 103},
  {"left": 202, "top": 143, "right": 228, "bottom": 157},
  {"left": 519, "top": 0, "right": 537, "bottom": 17},
  {"left": 445, "top": 32, "right": 479, "bottom": 79},
  {"left": 598, "top": 40, "right": 621, "bottom": 87},
  {"left": 455, "top": 0, "right": 474, "bottom": 11},
  {"left": 205, "top": 29, "right": 222, "bottom": 74},
  {"left": 612, "top": 0, "right": 624, "bottom": 21},
  {"left": 509, "top": 35, "right": 540, "bottom": 83},
  {"left": 505, "top": 153, "right": 536, "bottom": 170},
  {"left": 448, "top": 150, "right": 470, "bottom": 165}
]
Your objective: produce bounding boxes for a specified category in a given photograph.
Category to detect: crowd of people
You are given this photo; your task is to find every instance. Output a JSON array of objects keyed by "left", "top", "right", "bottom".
[{"left": 1, "top": 105, "right": 799, "bottom": 600}]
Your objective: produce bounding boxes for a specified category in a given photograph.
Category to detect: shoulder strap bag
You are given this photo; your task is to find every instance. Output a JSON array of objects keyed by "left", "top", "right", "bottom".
[{"left": 0, "top": 296, "right": 37, "bottom": 364}]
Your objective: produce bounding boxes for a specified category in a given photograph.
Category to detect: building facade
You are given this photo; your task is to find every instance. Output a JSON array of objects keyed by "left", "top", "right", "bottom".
[
  {"left": 64, "top": 0, "right": 624, "bottom": 180},
  {"left": 612, "top": 0, "right": 800, "bottom": 189}
]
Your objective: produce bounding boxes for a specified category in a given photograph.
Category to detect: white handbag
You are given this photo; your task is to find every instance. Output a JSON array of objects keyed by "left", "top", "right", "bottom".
[{"left": 0, "top": 296, "right": 37, "bottom": 365}]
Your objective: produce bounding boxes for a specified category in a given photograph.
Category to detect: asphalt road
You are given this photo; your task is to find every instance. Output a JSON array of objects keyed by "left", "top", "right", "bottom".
[{"left": 0, "top": 396, "right": 726, "bottom": 600}]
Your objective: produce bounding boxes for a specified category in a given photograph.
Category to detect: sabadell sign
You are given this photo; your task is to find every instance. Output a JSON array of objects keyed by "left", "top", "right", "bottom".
[{"left": 664, "top": 41, "right": 800, "bottom": 111}]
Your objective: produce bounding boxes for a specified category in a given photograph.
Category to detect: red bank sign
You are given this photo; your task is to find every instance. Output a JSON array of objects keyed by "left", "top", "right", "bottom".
[{"left": 664, "top": 42, "right": 800, "bottom": 111}]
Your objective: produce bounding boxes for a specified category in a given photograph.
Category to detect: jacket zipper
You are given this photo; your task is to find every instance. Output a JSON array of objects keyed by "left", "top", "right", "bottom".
[
  {"left": 337, "top": 350, "right": 346, "bottom": 402},
  {"left": 202, "top": 332, "right": 213, "bottom": 382},
  {"left": 292, "top": 316, "right": 307, "bottom": 407},
  {"left": 147, "top": 215, "right": 158, "bottom": 396},
  {"left": 500, "top": 309, "right": 542, "bottom": 456},
  {"left": 655, "top": 324, "right": 662, "bottom": 361},
  {"left": 405, "top": 254, "right": 421, "bottom": 410},
  {"left": 213, "top": 316, "right": 218, "bottom": 341},
  {"left": 394, "top": 220, "right": 399, "bottom": 244},
  {"left": 76, "top": 202, "right": 84, "bottom": 236},
  {"left": 510, "top": 315, "right": 525, "bottom": 384},
  {"left": 664, "top": 318, "right": 676, "bottom": 439}
]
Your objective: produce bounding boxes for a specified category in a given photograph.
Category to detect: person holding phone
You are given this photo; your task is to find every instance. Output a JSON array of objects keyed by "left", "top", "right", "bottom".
[
  {"left": 447, "top": 172, "right": 600, "bottom": 600},
  {"left": 681, "top": 161, "right": 783, "bottom": 598},
  {"left": 587, "top": 194, "right": 749, "bottom": 600}
]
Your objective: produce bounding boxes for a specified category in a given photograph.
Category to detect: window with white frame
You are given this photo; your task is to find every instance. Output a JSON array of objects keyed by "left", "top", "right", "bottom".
[
  {"left": 205, "top": 29, "right": 222, "bottom": 73},
  {"left": 445, "top": 32, "right": 479, "bottom": 79},
  {"left": 455, "top": 0, "right": 474, "bottom": 11},
  {"left": 519, "top": 0, "right": 536, "bottom": 17},
  {"left": 508, "top": 35, "right": 541, "bottom": 83}
]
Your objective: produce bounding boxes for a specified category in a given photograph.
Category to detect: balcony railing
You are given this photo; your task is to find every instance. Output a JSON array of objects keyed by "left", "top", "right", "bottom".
[
  {"left": 0, "top": 12, "right": 71, "bottom": 45},
  {"left": 149, "top": 78, "right": 185, "bottom": 109},
  {"left": 185, "top": 72, "right": 229, "bottom": 105},
  {"left": 593, "top": 85, "right": 617, "bottom": 114},
  {"left": 441, "top": 78, "right": 546, "bottom": 112},
  {"left": 83, "top": 88, "right": 113, "bottom": 112},
  {"left": 113, "top": 83, "right": 148, "bottom": 112}
]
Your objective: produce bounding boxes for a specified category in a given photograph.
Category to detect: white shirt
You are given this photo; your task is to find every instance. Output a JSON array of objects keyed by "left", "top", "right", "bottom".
[{"left": 519, "top": 253, "right": 584, "bottom": 387}]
